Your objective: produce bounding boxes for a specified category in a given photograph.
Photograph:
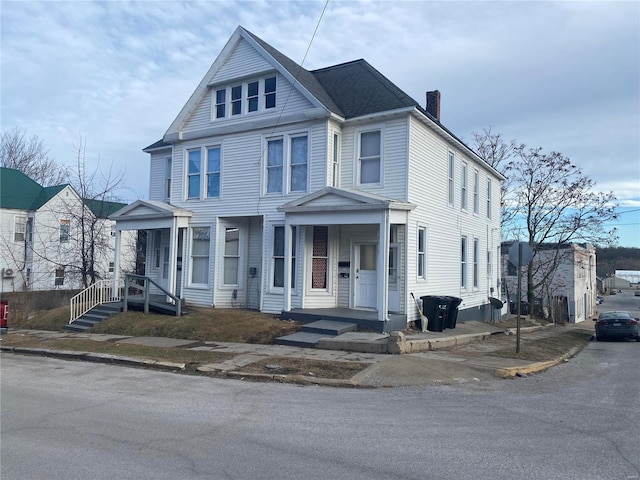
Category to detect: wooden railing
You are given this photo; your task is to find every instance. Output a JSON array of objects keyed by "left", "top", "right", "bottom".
[
  {"left": 69, "top": 279, "right": 124, "bottom": 324},
  {"left": 123, "top": 274, "right": 182, "bottom": 316}
]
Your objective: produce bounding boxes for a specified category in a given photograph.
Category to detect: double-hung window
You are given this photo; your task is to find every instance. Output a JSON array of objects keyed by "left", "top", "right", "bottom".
[
  {"left": 231, "top": 85, "right": 242, "bottom": 115},
  {"left": 487, "top": 179, "right": 492, "bottom": 219},
  {"left": 188, "top": 149, "right": 201, "bottom": 199},
  {"left": 332, "top": 133, "right": 340, "bottom": 187},
  {"left": 206, "top": 147, "right": 221, "bottom": 198},
  {"left": 59, "top": 219, "right": 70, "bottom": 243},
  {"left": 247, "top": 81, "right": 259, "bottom": 112},
  {"left": 14, "top": 216, "right": 27, "bottom": 242},
  {"left": 473, "top": 170, "right": 479, "bottom": 214},
  {"left": 473, "top": 238, "right": 479, "bottom": 288},
  {"left": 272, "top": 226, "right": 296, "bottom": 289},
  {"left": 266, "top": 134, "right": 308, "bottom": 194},
  {"left": 417, "top": 226, "right": 426, "bottom": 279},
  {"left": 165, "top": 157, "right": 172, "bottom": 200},
  {"left": 448, "top": 152, "right": 455, "bottom": 205},
  {"left": 54, "top": 267, "right": 65, "bottom": 286},
  {"left": 215, "top": 89, "right": 226, "bottom": 118},
  {"left": 223, "top": 227, "right": 239, "bottom": 285},
  {"left": 359, "top": 130, "right": 381, "bottom": 184},
  {"left": 289, "top": 135, "right": 308, "bottom": 192},
  {"left": 461, "top": 236, "right": 467, "bottom": 288},
  {"left": 461, "top": 163, "right": 468, "bottom": 210},
  {"left": 190, "top": 227, "right": 210, "bottom": 285},
  {"left": 267, "top": 138, "right": 284, "bottom": 193},
  {"left": 214, "top": 76, "right": 276, "bottom": 119},
  {"left": 487, "top": 250, "right": 493, "bottom": 279}
]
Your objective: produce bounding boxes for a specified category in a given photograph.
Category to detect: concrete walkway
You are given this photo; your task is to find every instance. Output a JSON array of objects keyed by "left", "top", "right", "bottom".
[{"left": 0, "top": 320, "right": 595, "bottom": 387}]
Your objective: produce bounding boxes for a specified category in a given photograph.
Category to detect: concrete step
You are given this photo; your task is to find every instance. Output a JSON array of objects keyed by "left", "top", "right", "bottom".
[
  {"left": 274, "top": 332, "right": 332, "bottom": 348},
  {"left": 301, "top": 320, "right": 357, "bottom": 336},
  {"left": 63, "top": 323, "right": 91, "bottom": 333}
]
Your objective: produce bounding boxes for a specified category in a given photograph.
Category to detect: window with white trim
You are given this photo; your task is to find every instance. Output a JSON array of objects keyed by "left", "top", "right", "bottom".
[
  {"left": 311, "top": 226, "right": 328, "bottom": 289},
  {"left": 206, "top": 146, "right": 221, "bottom": 198},
  {"left": 153, "top": 231, "right": 162, "bottom": 269},
  {"left": 473, "top": 170, "right": 479, "bottom": 214},
  {"left": 487, "top": 178, "right": 492, "bottom": 219},
  {"left": 190, "top": 227, "right": 210, "bottom": 285},
  {"left": 265, "top": 134, "right": 308, "bottom": 195},
  {"left": 417, "top": 226, "right": 426, "bottom": 279},
  {"left": 212, "top": 76, "right": 276, "bottom": 120},
  {"left": 187, "top": 149, "right": 201, "bottom": 199},
  {"left": 272, "top": 225, "right": 296, "bottom": 289},
  {"left": 448, "top": 151, "right": 455, "bottom": 205},
  {"left": 59, "top": 219, "right": 70, "bottom": 243},
  {"left": 461, "top": 163, "right": 468, "bottom": 210},
  {"left": 165, "top": 157, "right": 172, "bottom": 200},
  {"left": 487, "top": 250, "right": 492, "bottom": 279},
  {"left": 14, "top": 215, "right": 26, "bottom": 242},
  {"left": 358, "top": 130, "right": 381, "bottom": 184},
  {"left": 223, "top": 227, "right": 239, "bottom": 286},
  {"left": 109, "top": 261, "right": 114, "bottom": 273},
  {"left": 473, "top": 238, "right": 479, "bottom": 288},
  {"left": 461, "top": 236, "right": 467, "bottom": 288},
  {"left": 332, "top": 133, "right": 340, "bottom": 187},
  {"left": 54, "top": 267, "right": 65, "bottom": 286}
]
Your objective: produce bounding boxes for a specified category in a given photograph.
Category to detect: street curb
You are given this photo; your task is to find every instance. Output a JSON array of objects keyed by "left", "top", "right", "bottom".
[
  {"left": 226, "top": 370, "right": 358, "bottom": 387},
  {"left": 1, "top": 346, "right": 186, "bottom": 371},
  {"left": 495, "top": 346, "right": 581, "bottom": 378}
]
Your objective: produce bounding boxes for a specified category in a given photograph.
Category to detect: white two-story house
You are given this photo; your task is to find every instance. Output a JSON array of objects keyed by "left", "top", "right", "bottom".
[
  {"left": 111, "top": 26, "right": 504, "bottom": 332},
  {"left": 0, "top": 167, "right": 132, "bottom": 291}
]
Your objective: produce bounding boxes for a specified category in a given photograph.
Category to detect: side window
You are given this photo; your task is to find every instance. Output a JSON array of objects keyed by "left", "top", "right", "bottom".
[
  {"left": 332, "top": 133, "right": 340, "bottom": 188},
  {"left": 359, "top": 130, "right": 381, "bottom": 184},
  {"left": 59, "top": 219, "right": 70, "bottom": 243},
  {"left": 473, "top": 170, "right": 479, "bottom": 214},
  {"left": 448, "top": 151, "right": 455, "bottom": 205},
  {"left": 461, "top": 163, "right": 468, "bottom": 210},
  {"left": 311, "top": 226, "right": 328, "bottom": 289},
  {"left": 461, "top": 236, "right": 467, "bottom": 288},
  {"left": 487, "top": 179, "right": 492, "bottom": 219},
  {"left": 165, "top": 157, "right": 172, "bottom": 200},
  {"left": 473, "top": 238, "right": 479, "bottom": 288},
  {"left": 417, "top": 226, "right": 426, "bottom": 279},
  {"left": 14, "top": 216, "right": 27, "bottom": 242},
  {"left": 54, "top": 267, "right": 65, "bottom": 286}
]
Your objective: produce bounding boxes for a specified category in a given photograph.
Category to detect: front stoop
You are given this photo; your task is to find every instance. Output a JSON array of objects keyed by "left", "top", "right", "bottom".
[
  {"left": 275, "top": 320, "right": 357, "bottom": 348},
  {"left": 63, "top": 303, "right": 123, "bottom": 333}
]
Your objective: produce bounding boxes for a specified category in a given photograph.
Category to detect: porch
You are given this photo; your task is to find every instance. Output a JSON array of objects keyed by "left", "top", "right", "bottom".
[{"left": 281, "top": 308, "right": 407, "bottom": 333}]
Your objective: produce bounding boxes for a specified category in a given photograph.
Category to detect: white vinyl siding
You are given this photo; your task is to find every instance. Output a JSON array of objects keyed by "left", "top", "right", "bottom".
[
  {"left": 473, "top": 170, "right": 479, "bottom": 214},
  {"left": 461, "top": 163, "right": 468, "bottom": 211},
  {"left": 461, "top": 236, "right": 467, "bottom": 289},
  {"left": 448, "top": 151, "right": 455, "bottom": 206}
]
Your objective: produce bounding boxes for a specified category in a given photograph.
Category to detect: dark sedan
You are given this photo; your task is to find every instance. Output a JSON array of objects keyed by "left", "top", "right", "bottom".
[{"left": 594, "top": 311, "right": 640, "bottom": 342}]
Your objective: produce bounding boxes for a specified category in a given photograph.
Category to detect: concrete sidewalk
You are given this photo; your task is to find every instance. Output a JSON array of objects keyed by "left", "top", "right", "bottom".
[{"left": 0, "top": 320, "right": 594, "bottom": 387}]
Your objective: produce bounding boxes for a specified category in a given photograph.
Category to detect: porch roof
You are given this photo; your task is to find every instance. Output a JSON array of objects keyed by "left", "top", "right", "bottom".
[
  {"left": 110, "top": 200, "right": 192, "bottom": 230},
  {"left": 277, "top": 187, "right": 416, "bottom": 213}
]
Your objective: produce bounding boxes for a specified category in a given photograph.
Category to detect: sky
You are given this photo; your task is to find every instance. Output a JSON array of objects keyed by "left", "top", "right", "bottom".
[{"left": 2, "top": 0, "right": 639, "bottom": 247}]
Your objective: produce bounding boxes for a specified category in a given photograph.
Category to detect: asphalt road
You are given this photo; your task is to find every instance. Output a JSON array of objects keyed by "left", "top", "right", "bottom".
[{"left": 2, "top": 334, "right": 639, "bottom": 480}]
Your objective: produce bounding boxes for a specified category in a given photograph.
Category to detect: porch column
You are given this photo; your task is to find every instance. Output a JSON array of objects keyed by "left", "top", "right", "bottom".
[
  {"left": 283, "top": 218, "right": 292, "bottom": 312},
  {"left": 113, "top": 228, "right": 122, "bottom": 292},
  {"left": 167, "top": 218, "right": 179, "bottom": 299},
  {"left": 377, "top": 210, "right": 390, "bottom": 322}
]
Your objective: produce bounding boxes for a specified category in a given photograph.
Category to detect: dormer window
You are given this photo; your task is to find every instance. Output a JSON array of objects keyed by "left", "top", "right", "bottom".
[{"left": 212, "top": 75, "right": 277, "bottom": 120}]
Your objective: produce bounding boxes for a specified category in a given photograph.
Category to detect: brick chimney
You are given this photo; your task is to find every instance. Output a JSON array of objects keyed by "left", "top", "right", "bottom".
[{"left": 426, "top": 90, "right": 441, "bottom": 121}]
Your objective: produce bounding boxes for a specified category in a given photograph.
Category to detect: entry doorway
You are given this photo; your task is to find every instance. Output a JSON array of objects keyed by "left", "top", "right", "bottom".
[{"left": 354, "top": 243, "right": 377, "bottom": 309}]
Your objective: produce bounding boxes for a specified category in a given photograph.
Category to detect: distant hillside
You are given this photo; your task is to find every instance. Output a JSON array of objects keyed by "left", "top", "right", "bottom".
[{"left": 595, "top": 247, "right": 640, "bottom": 277}]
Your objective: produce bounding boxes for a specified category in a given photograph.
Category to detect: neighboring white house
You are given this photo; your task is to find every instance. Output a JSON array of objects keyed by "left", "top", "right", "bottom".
[
  {"left": 0, "top": 167, "right": 134, "bottom": 291},
  {"left": 501, "top": 242, "right": 597, "bottom": 323},
  {"left": 111, "top": 26, "right": 504, "bottom": 332}
]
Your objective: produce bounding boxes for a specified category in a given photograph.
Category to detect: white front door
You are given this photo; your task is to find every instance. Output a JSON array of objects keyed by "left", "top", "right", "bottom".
[{"left": 355, "top": 243, "right": 377, "bottom": 309}]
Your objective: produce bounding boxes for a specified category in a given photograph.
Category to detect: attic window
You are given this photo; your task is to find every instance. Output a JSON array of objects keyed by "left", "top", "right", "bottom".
[{"left": 212, "top": 76, "right": 277, "bottom": 120}]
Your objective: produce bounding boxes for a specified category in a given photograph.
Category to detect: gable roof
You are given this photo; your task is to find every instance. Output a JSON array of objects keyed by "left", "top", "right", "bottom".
[
  {"left": 0, "top": 167, "right": 67, "bottom": 210},
  {"left": 84, "top": 198, "right": 128, "bottom": 218}
]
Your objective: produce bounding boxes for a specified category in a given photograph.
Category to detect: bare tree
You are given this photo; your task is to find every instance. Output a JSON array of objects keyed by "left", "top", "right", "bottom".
[
  {"left": 510, "top": 145, "right": 617, "bottom": 309},
  {"left": 1, "top": 127, "right": 69, "bottom": 186},
  {"left": 471, "top": 127, "right": 520, "bottom": 232}
]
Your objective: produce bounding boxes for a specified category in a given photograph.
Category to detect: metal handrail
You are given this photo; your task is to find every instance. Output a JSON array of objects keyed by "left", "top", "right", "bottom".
[
  {"left": 123, "top": 274, "right": 182, "bottom": 316},
  {"left": 69, "top": 279, "right": 124, "bottom": 324}
]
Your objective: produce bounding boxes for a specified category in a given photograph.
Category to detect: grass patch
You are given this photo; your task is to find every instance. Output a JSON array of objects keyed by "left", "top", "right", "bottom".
[
  {"left": 238, "top": 356, "right": 370, "bottom": 380},
  {"left": 13, "top": 306, "right": 301, "bottom": 344},
  {"left": 490, "top": 330, "right": 592, "bottom": 361},
  {"left": 1, "top": 333, "right": 234, "bottom": 364}
]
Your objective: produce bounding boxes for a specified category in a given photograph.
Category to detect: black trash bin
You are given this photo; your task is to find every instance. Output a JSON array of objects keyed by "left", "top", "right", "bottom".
[
  {"left": 443, "top": 296, "right": 462, "bottom": 329},
  {"left": 421, "top": 296, "right": 449, "bottom": 332}
]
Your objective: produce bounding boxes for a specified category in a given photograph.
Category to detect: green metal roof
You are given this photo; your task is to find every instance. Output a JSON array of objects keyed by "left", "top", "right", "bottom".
[
  {"left": 84, "top": 198, "right": 128, "bottom": 218},
  {"left": 0, "top": 167, "right": 68, "bottom": 210}
]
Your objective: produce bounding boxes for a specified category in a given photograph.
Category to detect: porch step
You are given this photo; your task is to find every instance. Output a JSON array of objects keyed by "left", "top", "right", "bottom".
[
  {"left": 275, "top": 320, "right": 358, "bottom": 348},
  {"left": 64, "top": 302, "right": 123, "bottom": 333}
]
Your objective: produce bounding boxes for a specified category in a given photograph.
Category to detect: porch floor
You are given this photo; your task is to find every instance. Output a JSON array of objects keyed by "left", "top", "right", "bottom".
[{"left": 281, "top": 308, "right": 407, "bottom": 333}]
